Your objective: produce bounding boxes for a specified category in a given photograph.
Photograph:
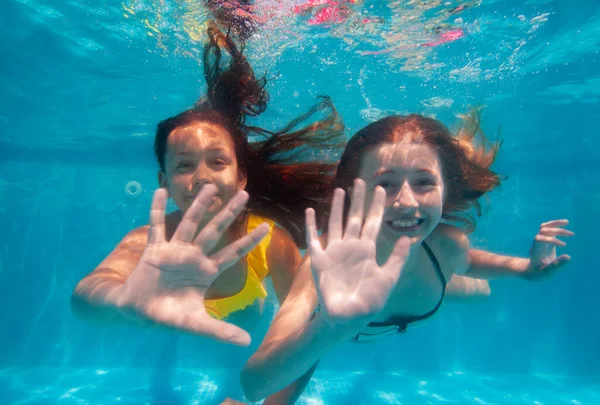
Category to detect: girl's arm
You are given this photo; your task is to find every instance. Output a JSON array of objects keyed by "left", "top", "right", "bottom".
[
  {"left": 242, "top": 183, "right": 411, "bottom": 402},
  {"left": 465, "top": 220, "right": 573, "bottom": 281},
  {"left": 261, "top": 227, "right": 320, "bottom": 405},
  {"left": 241, "top": 256, "right": 351, "bottom": 402},
  {"left": 71, "top": 226, "right": 148, "bottom": 324},
  {"left": 466, "top": 249, "right": 530, "bottom": 279},
  {"left": 444, "top": 274, "right": 491, "bottom": 301}
]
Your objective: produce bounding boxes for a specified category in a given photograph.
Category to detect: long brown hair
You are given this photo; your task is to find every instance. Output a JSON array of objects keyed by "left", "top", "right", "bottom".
[
  {"left": 332, "top": 111, "right": 503, "bottom": 232},
  {"left": 154, "top": 22, "right": 345, "bottom": 248}
]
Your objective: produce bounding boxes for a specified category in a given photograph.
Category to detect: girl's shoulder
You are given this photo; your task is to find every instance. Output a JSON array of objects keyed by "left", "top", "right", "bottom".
[{"left": 426, "top": 224, "right": 471, "bottom": 276}]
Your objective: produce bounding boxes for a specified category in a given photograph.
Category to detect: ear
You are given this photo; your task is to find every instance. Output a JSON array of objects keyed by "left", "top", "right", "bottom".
[
  {"left": 237, "top": 169, "right": 247, "bottom": 190},
  {"left": 158, "top": 171, "right": 170, "bottom": 195}
]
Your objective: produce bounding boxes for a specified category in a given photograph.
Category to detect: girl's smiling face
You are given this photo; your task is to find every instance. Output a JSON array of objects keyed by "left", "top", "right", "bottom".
[
  {"left": 160, "top": 121, "right": 246, "bottom": 217},
  {"left": 359, "top": 140, "right": 445, "bottom": 247}
]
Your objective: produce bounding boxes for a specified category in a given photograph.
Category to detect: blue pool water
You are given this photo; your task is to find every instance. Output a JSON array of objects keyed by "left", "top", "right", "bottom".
[
  {"left": 2, "top": 368, "right": 599, "bottom": 404},
  {"left": 1, "top": 0, "right": 599, "bottom": 403}
]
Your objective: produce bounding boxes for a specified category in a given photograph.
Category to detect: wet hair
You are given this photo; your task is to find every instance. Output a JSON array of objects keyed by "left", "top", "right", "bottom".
[
  {"left": 205, "top": 0, "right": 258, "bottom": 41},
  {"left": 154, "top": 22, "right": 345, "bottom": 248},
  {"left": 332, "top": 111, "right": 503, "bottom": 232}
]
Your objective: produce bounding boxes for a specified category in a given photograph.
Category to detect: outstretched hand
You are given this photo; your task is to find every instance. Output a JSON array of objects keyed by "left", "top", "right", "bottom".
[
  {"left": 306, "top": 179, "right": 411, "bottom": 330},
  {"left": 117, "top": 185, "right": 269, "bottom": 346},
  {"left": 525, "top": 219, "right": 574, "bottom": 281}
]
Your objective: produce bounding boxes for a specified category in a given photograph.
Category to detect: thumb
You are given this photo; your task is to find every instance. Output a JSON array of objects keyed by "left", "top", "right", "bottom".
[
  {"left": 540, "top": 254, "right": 571, "bottom": 275},
  {"left": 181, "top": 312, "right": 252, "bottom": 346}
]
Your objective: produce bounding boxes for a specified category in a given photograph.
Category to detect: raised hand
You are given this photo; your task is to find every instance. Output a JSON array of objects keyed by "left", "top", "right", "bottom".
[
  {"left": 117, "top": 185, "right": 269, "bottom": 346},
  {"left": 525, "top": 219, "right": 574, "bottom": 281},
  {"left": 306, "top": 179, "right": 411, "bottom": 329}
]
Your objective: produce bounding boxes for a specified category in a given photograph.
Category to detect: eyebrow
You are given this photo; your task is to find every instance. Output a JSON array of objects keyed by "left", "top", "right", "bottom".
[
  {"left": 372, "top": 168, "right": 434, "bottom": 179},
  {"left": 372, "top": 169, "right": 395, "bottom": 179},
  {"left": 174, "top": 147, "right": 230, "bottom": 156}
]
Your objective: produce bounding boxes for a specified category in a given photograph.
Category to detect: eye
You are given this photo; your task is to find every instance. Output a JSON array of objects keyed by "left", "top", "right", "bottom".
[
  {"left": 414, "top": 178, "right": 436, "bottom": 187},
  {"left": 210, "top": 157, "right": 232, "bottom": 169},
  {"left": 378, "top": 181, "right": 397, "bottom": 190},
  {"left": 176, "top": 161, "right": 193, "bottom": 171}
]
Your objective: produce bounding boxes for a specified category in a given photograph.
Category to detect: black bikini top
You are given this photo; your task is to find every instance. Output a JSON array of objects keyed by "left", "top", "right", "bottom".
[{"left": 352, "top": 241, "right": 447, "bottom": 341}]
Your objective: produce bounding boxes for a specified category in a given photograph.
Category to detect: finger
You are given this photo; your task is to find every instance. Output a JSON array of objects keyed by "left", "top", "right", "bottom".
[
  {"left": 345, "top": 179, "right": 366, "bottom": 239},
  {"left": 148, "top": 189, "right": 168, "bottom": 244},
  {"left": 184, "top": 312, "right": 251, "bottom": 346},
  {"left": 306, "top": 208, "right": 323, "bottom": 254},
  {"left": 212, "top": 223, "right": 270, "bottom": 272},
  {"left": 306, "top": 208, "right": 327, "bottom": 284},
  {"left": 327, "top": 188, "right": 345, "bottom": 243},
  {"left": 555, "top": 254, "right": 571, "bottom": 265},
  {"left": 540, "top": 227, "right": 574, "bottom": 237},
  {"left": 194, "top": 190, "right": 250, "bottom": 252},
  {"left": 534, "top": 235, "right": 567, "bottom": 247},
  {"left": 382, "top": 236, "right": 411, "bottom": 286},
  {"left": 541, "top": 219, "right": 569, "bottom": 228},
  {"left": 552, "top": 254, "right": 571, "bottom": 267},
  {"left": 540, "top": 254, "right": 571, "bottom": 274},
  {"left": 172, "top": 184, "right": 218, "bottom": 243},
  {"left": 361, "top": 186, "right": 386, "bottom": 241}
]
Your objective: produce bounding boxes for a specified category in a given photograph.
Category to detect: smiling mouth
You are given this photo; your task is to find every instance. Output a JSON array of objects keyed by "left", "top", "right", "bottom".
[
  {"left": 184, "top": 195, "right": 220, "bottom": 204},
  {"left": 385, "top": 218, "right": 426, "bottom": 232}
]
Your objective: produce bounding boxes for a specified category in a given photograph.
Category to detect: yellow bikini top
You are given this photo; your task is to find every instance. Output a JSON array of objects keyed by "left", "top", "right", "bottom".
[{"left": 204, "top": 214, "right": 274, "bottom": 320}]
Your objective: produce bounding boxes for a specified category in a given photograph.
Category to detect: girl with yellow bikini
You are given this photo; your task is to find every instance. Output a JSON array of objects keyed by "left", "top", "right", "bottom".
[{"left": 71, "top": 22, "right": 345, "bottom": 404}]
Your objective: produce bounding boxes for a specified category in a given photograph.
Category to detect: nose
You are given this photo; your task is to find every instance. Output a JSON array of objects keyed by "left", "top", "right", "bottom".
[
  {"left": 191, "top": 164, "right": 212, "bottom": 188},
  {"left": 392, "top": 182, "right": 418, "bottom": 212}
]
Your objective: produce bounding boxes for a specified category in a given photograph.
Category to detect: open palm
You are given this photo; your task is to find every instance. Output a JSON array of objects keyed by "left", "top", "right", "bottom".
[
  {"left": 307, "top": 180, "right": 411, "bottom": 327},
  {"left": 117, "top": 185, "right": 269, "bottom": 346}
]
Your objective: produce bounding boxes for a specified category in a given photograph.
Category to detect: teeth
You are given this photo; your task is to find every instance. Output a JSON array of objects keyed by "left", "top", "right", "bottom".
[{"left": 391, "top": 219, "right": 420, "bottom": 227}]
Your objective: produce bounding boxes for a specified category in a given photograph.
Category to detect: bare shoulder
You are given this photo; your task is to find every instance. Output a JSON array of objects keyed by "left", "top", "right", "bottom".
[
  {"left": 430, "top": 223, "right": 469, "bottom": 249},
  {"left": 426, "top": 224, "right": 470, "bottom": 276}
]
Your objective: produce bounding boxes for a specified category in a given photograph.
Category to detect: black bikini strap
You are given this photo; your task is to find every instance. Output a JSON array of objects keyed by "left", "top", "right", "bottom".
[{"left": 422, "top": 241, "right": 447, "bottom": 287}]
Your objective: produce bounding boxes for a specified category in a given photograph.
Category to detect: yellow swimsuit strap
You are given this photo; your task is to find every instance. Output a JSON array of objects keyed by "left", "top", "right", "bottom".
[{"left": 204, "top": 214, "right": 274, "bottom": 320}]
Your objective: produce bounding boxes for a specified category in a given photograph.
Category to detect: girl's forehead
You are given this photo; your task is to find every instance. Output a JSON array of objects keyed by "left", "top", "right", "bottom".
[
  {"left": 168, "top": 122, "right": 234, "bottom": 152},
  {"left": 360, "top": 141, "right": 441, "bottom": 175}
]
